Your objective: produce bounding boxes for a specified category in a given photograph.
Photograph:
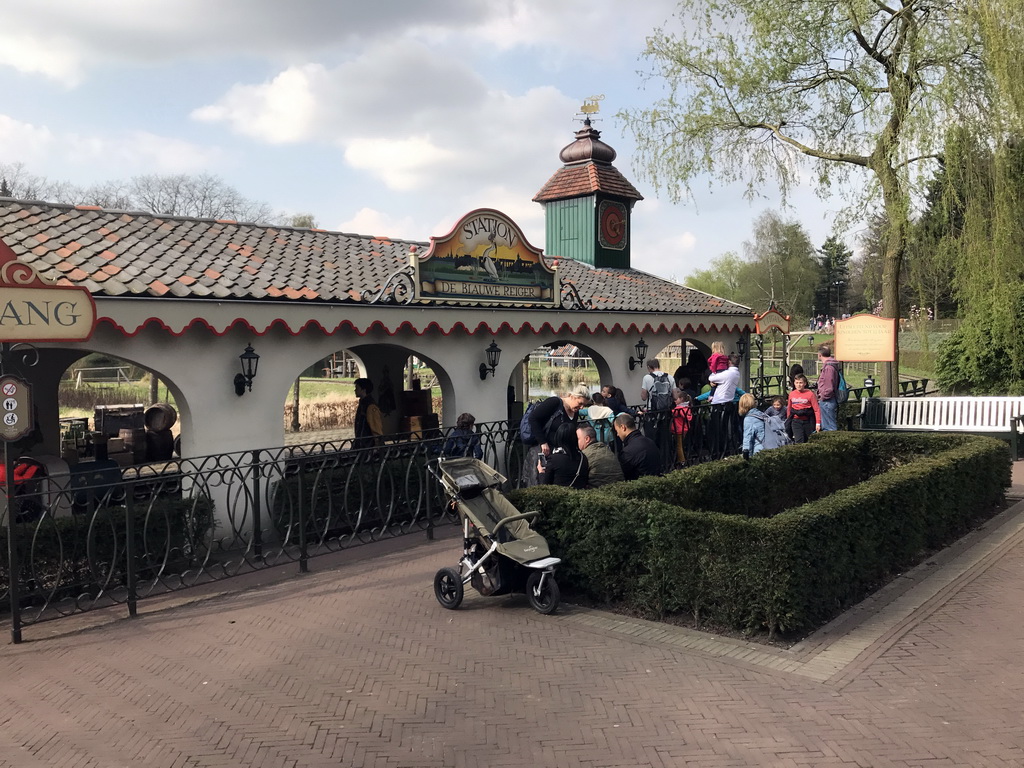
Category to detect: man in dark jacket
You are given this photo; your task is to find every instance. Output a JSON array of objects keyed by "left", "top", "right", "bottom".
[{"left": 612, "top": 412, "right": 661, "bottom": 480}]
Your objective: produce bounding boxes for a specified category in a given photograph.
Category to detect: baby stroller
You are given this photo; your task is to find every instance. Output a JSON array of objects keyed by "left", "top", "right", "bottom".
[{"left": 429, "top": 456, "right": 561, "bottom": 614}]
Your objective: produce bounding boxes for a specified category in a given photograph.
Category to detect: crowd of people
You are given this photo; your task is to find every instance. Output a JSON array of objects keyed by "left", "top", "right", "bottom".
[{"left": 351, "top": 341, "right": 845, "bottom": 489}]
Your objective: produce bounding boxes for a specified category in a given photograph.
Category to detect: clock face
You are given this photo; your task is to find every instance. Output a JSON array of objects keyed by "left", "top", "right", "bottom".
[{"left": 598, "top": 200, "right": 627, "bottom": 250}]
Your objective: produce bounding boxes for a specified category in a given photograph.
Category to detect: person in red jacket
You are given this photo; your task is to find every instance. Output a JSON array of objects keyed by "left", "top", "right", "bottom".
[{"left": 786, "top": 374, "right": 820, "bottom": 443}]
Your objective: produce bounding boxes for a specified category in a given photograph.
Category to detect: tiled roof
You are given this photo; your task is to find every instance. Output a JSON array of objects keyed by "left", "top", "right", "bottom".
[
  {"left": 533, "top": 163, "right": 644, "bottom": 203},
  {"left": 555, "top": 258, "right": 748, "bottom": 314},
  {"left": 0, "top": 198, "right": 749, "bottom": 315}
]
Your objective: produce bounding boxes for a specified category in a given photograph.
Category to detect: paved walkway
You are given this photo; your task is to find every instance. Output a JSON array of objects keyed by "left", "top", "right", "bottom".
[{"left": 2, "top": 466, "right": 1024, "bottom": 766}]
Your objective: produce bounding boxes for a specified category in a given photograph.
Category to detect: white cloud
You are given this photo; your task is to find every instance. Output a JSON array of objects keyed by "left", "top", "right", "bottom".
[
  {"left": 0, "top": 32, "right": 83, "bottom": 84},
  {"left": 0, "top": 115, "right": 56, "bottom": 161},
  {"left": 193, "top": 65, "right": 324, "bottom": 144},
  {"left": 0, "top": 114, "right": 223, "bottom": 181},
  {"left": 194, "top": 40, "right": 575, "bottom": 198},
  {"left": 344, "top": 136, "right": 457, "bottom": 192},
  {"left": 0, "top": 0, "right": 500, "bottom": 82},
  {"left": 337, "top": 207, "right": 420, "bottom": 241}
]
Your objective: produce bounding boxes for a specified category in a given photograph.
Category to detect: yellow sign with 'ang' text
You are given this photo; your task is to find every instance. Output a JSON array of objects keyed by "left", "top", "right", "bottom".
[
  {"left": 0, "top": 238, "right": 96, "bottom": 342},
  {"left": 834, "top": 314, "right": 897, "bottom": 362}
]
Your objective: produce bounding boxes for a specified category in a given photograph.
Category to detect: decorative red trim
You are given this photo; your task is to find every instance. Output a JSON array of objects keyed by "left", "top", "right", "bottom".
[{"left": 97, "top": 314, "right": 754, "bottom": 339}]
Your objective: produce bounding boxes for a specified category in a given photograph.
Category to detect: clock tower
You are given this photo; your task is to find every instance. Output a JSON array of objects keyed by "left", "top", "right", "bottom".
[{"left": 533, "top": 118, "right": 643, "bottom": 269}]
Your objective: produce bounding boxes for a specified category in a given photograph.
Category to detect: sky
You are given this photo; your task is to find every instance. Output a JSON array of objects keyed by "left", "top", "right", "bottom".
[{"left": 0, "top": 0, "right": 854, "bottom": 283}]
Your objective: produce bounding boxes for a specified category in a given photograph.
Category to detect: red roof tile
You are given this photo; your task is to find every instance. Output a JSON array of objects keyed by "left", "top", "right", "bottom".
[
  {"left": 534, "top": 162, "right": 643, "bottom": 203},
  {"left": 0, "top": 198, "right": 749, "bottom": 316}
]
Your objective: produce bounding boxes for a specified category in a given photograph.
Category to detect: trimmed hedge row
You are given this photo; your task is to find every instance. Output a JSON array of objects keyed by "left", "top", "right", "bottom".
[{"left": 510, "top": 433, "right": 1011, "bottom": 637}]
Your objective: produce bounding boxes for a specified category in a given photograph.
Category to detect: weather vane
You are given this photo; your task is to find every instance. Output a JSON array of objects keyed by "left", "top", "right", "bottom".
[{"left": 577, "top": 94, "right": 604, "bottom": 123}]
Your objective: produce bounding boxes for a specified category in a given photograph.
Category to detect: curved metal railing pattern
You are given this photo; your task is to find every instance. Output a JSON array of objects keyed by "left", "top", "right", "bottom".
[{"left": 0, "top": 406, "right": 746, "bottom": 638}]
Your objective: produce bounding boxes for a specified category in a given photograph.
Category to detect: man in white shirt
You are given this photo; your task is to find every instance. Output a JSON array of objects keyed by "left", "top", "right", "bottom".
[{"left": 709, "top": 354, "right": 741, "bottom": 404}]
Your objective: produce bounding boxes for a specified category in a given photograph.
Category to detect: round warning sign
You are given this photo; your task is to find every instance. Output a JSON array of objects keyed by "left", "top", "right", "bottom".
[{"left": 0, "top": 375, "right": 32, "bottom": 442}]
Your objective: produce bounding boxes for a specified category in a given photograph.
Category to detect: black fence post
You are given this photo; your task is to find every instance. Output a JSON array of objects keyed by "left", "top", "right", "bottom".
[
  {"left": 125, "top": 479, "right": 138, "bottom": 618},
  {"left": 425, "top": 447, "right": 434, "bottom": 541},
  {"left": 296, "top": 458, "right": 308, "bottom": 573},
  {"left": 251, "top": 450, "right": 263, "bottom": 561},
  {"left": 5, "top": 444, "right": 22, "bottom": 644}
]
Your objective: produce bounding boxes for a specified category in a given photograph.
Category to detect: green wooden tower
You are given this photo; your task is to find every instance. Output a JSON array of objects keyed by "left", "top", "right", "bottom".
[{"left": 533, "top": 119, "right": 643, "bottom": 269}]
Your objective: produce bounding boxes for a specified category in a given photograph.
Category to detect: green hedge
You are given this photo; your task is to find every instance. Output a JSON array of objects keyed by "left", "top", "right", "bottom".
[{"left": 510, "top": 433, "right": 1010, "bottom": 637}]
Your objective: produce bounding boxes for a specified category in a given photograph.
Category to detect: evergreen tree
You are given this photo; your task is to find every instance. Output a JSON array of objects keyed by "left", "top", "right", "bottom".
[{"left": 814, "top": 235, "right": 852, "bottom": 318}]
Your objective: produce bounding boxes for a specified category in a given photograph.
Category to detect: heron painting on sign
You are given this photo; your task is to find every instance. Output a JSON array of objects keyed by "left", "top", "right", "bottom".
[{"left": 415, "top": 208, "right": 557, "bottom": 307}]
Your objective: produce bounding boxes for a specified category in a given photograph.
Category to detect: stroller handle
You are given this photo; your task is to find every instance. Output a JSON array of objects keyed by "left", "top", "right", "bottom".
[{"left": 492, "top": 511, "right": 539, "bottom": 536}]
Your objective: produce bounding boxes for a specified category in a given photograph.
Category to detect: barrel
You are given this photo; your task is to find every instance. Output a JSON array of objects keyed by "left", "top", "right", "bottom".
[
  {"left": 145, "top": 429, "right": 175, "bottom": 462},
  {"left": 144, "top": 403, "right": 177, "bottom": 432}
]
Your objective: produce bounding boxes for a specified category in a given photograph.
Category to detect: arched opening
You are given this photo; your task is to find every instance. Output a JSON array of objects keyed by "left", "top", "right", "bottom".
[
  {"left": 519, "top": 339, "right": 611, "bottom": 405},
  {"left": 282, "top": 344, "right": 454, "bottom": 445},
  {"left": 49, "top": 350, "right": 184, "bottom": 467},
  {"left": 650, "top": 339, "right": 711, "bottom": 393}
]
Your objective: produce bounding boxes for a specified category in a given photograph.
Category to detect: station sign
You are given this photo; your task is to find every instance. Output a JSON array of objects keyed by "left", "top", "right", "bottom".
[
  {"left": 414, "top": 209, "right": 557, "bottom": 307},
  {"left": 0, "top": 375, "right": 33, "bottom": 442},
  {"left": 0, "top": 237, "right": 97, "bottom": 342},
  {"left": 754, "top": 302, "right": 790, "bottom": 335}
]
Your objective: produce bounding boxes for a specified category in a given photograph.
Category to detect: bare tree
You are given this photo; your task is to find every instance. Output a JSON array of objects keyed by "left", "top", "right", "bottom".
[{"left": 126, "top": 173, "right": 276, "bottom": 222}]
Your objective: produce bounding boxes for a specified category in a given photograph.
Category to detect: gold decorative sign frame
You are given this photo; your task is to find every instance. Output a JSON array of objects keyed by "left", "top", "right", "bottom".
[{"left": 414, "top": 209, "right": 557, "bottom": 307}]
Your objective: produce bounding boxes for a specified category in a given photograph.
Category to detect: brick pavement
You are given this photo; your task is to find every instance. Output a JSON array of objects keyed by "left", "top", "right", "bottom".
[{"left": 1, "top": 466, "right": 1023, "bottom": 767}]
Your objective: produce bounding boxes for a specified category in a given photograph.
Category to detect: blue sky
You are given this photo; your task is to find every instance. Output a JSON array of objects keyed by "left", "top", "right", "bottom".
[{"left": 0, "top": 0, "right": 853, "bottom": 282}]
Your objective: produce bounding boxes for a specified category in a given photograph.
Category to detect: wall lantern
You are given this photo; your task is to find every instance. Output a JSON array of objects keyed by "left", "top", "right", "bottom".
[
  {"left": 737, "top": 336, "right": 747, "bottom": 357},
  {"left": 234, "top": 343, "right": 260, "bottom": 396},
  {"left": 479, "top": 340, "right": 501, "bottom": 380},
  {"left": 628, "top": 337, "right": 649, "bottom": 371}
]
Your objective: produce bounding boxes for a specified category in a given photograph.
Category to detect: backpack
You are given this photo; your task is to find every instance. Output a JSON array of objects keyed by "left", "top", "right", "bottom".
[
  {"left": 826, "top": 360, "right": 849, "bottom": 404},
  {"left": 649, "top": 372, "right": 673, "bottom": 411},
  {"left": 520, "top": 400, "right": 562, "bottom": 446},
  {"left": 763, "top": 412, "right": 792, "bottom": 449},
  {"left": 519, "top": 401, "right": 542, "bottom": 445},
  {"left": 755, "top": 411, "right": 792, "bottom": 451}
]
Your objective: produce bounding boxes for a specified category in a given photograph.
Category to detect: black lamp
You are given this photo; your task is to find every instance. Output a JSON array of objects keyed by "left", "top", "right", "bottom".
[
  {"left": 628, "top": 337, "right": 649, "bottom": 371},
  {"left": 479, "top": 340, "right": 501, "bottom": 380},
  {"left": 234, "top": 343, "right": 260, "bottom": 396},
  {"left": 737, "top": 336, "right": 747, "bottom": 357}
]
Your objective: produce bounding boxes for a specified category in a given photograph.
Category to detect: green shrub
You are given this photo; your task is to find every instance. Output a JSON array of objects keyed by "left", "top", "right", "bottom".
[{"left": 511, "top": 433, "right": 1009, "bottom": 637}]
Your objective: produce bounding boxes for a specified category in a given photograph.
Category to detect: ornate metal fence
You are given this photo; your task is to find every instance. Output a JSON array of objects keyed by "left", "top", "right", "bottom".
[{"left": 1, "top": 407, "right": 740, "bottom": 641}]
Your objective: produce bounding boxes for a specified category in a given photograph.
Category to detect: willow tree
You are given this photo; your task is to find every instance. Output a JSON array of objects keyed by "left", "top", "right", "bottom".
[
  {"left": 935, "top": 2, "right": 1024, "bottom": 393},
  {"left": 622, "top": 0, "right": 991, "bottom": 395}
]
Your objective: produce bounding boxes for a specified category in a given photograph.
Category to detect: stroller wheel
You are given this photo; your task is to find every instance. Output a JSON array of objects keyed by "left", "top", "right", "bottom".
[
  {"left": 434, "top": 567, "right": 464, "bottom": 610},
  {"left": 526, "top": 571, "right": 560, "bottom": 615}
]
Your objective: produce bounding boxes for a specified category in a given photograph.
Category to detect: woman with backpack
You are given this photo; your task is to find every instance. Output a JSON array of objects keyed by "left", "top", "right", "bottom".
[
  {"left": 520, "top": 384, "right": 590, "bottom": 487},
  {"left": 739, "top": 393, "right": 766, "bottom": 457}
]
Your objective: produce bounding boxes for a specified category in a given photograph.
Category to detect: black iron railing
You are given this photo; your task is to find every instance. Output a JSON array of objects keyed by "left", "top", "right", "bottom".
[
  {"left": 2, "top": 377, "right": 938, "bottom": 642},
  {"left": 2, "top": 407, "right": 750, "bottom": 639}
]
